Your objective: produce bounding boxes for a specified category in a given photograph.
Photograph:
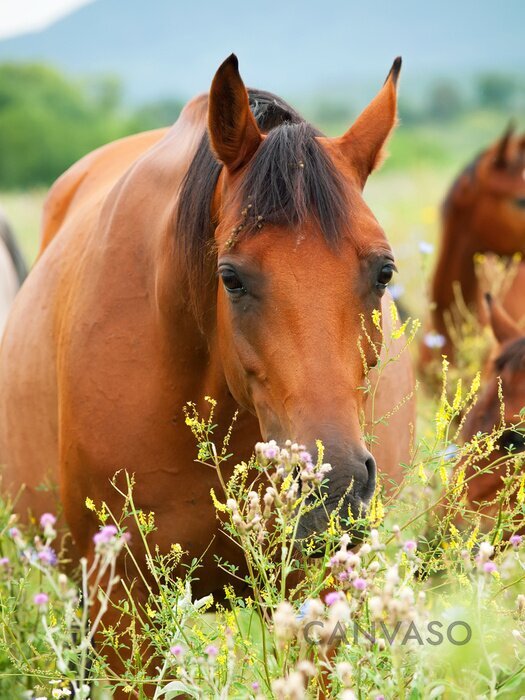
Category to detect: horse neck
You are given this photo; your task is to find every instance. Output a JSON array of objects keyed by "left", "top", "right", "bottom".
[{"left": 431, "top": 205, "right": 479, "bottom": 338}]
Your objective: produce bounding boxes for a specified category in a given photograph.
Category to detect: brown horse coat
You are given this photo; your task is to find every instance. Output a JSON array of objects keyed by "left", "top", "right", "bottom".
[
  {"left": 0, "top": 60, "right": 414, "bottom": 605},
  {"left": 422, "top": 126, "right": 525, "bottom": 365}
]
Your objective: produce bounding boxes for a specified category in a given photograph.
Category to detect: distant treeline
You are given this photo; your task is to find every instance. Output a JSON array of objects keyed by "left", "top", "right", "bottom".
[
  {"left": 305, "top": 73, "right": 525, "bottom": 131},
  {"left": 0, "top": 63, "right": 523, "bottom": 189},
  {"left": 0, "top": 63, "right": 183, "bottom": 189}
]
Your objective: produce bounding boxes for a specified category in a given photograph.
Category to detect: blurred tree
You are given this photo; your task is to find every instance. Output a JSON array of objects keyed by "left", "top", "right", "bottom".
[
  {"left": 0, "top": 64, "right": 187, "bottom": 189},
  {"left": 127, "top": 98, "right": 184, "bottom": 132},
  {"left": 426, "top": 80, "right": 464, "bottom": 121},
  {"left": 310, "top": 98, "right": 354, "bottom": 133},
  {"left": 0, "top": 63, "right": 125, "bottom": 188},
  {"left": 85, "top": 75, "right": 124, "bottom": 113},
  {"left": 398, "top": 98, "right": 424, "bottom": 126},
  {"left": 476, "top": 73, "right": 517, "bottom": 109}
]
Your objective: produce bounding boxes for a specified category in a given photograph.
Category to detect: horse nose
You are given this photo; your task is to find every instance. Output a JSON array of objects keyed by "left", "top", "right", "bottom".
[
  {"left": 296, "top": 443, "right": 378, "bottom": 546},
  {"left": 316, "top": 442, "right": 377, "bottom": 508}
]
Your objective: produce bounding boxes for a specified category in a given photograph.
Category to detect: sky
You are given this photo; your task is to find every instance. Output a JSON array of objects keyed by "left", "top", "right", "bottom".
[{"left": 0, "top": 0, "right": 92, "bottom": 38}]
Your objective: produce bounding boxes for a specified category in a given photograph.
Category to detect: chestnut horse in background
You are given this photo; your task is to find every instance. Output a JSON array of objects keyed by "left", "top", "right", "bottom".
[
  {"left": 0, "top": 55, "right": 414, "bottom": 681},
  {"left": 460, "top": 294, "right": 525, "bottom": 522},
  {"left": 422, "top": 125, "right": 525, "bottom": 365},
  {"left": 0, "top": 210, "right": 27, "bottom": 336}
]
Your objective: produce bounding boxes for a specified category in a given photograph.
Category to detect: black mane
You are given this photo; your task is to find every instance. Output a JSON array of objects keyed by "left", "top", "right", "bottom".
[
  {"left": 443, "top": 151, "right": 483, "bottom": 212},
  {"left": 0, "top": 213, "right": 27, "bottom": 286},
  {"left": 175, "top": 88, "right": 348, "bottom": 324},
  {"left": 495, "top": 336, "right": 525, "bottom": 373}
]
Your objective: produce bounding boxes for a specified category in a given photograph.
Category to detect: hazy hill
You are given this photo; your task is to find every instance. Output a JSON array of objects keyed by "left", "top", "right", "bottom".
[{"left": 0, "top": 0, "right": 524, "bottom": 102}]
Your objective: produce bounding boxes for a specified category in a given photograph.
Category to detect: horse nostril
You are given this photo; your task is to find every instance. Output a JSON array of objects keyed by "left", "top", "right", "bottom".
[{"left": 362, "top": 454, "right": 377, "bottom": 500}]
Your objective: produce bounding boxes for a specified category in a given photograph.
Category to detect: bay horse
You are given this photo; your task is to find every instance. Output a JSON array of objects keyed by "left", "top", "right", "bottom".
[
  {"left": 422, "top": 125, "right": 525, "bottom": 366},
  {"left": 460, "top": 294, "right": 525, "bottom": 521},
  {"left": 0, "top": 210, "right": 27, "bottom": 336},
  {"left": 0, "top": 55, "right": 414, "bottom": 680}
]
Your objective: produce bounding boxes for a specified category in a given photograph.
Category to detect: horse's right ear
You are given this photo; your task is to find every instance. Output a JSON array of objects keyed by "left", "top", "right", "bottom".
[
  {"left": 485, "top": 293, "right": 521, "bottom": 344},
  {"left": 337, "top": 57, "right": 401, "bottom": 189},
  {"left": 208, "top": 54, "right": 262, "bottom": 172}
]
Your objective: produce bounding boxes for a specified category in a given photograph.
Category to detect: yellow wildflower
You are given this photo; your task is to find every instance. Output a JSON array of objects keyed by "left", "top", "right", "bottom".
[{"left": 210, "top": 488, "right": 227, "bottom": 513}]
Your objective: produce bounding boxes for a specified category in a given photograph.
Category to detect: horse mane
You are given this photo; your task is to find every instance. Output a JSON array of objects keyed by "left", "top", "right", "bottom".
[
  {"left": 443, "top": 152, "right": 483, "bottom": 212},
  {"left": 0, "top": 213, "right": 27, "bottom": 286},
  {"left": 444, "top": 134, "right": 525, "bottom": 213},
  {"left": 175, "top": 88, "right": 348, "bottom": 326},
  {"left": 495, "top": 336, "right": 525, "bottom": 373}
]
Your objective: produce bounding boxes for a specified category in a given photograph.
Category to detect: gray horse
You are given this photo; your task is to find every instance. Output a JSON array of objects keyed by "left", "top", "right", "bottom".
[{"left": 0, "top": 211, "right": 27, "bottom": 337}]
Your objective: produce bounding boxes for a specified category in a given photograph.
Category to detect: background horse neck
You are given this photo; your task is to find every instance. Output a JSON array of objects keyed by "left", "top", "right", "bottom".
[{"left": 430, "top": 207, "right": 479, "bottom": 344}]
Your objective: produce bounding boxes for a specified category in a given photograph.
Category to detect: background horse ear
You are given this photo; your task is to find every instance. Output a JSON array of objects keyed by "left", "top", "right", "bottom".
[
  {"left": 485, "top": 292, "right": 522, "bottom": 345},
  {"left": 493, "top": 121, "right": 515, "bottom": 169},
  {"left": 336, "top": 57, "right": 401, "bottom": 189},
  {"left": 208, "top": 54, "right": 263, "bottom": 172}
]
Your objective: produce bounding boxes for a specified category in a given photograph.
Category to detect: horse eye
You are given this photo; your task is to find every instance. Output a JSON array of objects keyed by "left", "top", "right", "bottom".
[
  {"left": 376, "top": 263, "right": 395, "bottom": 289},
  {"left": 498, "top": 430, "right": 525, "bottom": 453},
  {"left": 220, "top": 269, "right": 245, "bottom": 295},
  {"left": 513, "top": 197, "right": 525, "bottom": 210}
]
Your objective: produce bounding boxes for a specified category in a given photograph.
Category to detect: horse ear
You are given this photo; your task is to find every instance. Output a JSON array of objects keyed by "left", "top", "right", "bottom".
[
  {"left": 208, "top": 54, "right": 262, "bottom": 172},
  {"left": 337, "top": 57, "right": 401, "bottom": 189},
  {"left": 485, "top": 293, "right": 521, "bottom": 344},
  {"left": 493, "top": 121, "right": 515, "bottom": 169}
]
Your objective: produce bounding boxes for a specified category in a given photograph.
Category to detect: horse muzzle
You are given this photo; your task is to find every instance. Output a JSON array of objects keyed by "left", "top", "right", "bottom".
[{"left": 295, "top": 446, "right": 377, "bottom": 554}]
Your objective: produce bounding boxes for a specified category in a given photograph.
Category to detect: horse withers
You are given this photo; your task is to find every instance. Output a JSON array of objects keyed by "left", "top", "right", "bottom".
[
  {"left": 422, "top": 125, "right": 525, "bottom": 366},
  {"left": 0, "top": 55, "right": 415, "bottom": 675}
]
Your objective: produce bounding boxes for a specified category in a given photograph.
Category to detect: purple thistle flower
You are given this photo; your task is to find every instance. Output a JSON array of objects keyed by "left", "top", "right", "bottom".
[
  {"left": 299, "top": 450, "right": 312, "bottom": 464},
  {"left": 33, "top": 592, "right": 49, "bottom": 606},
  {"left": 252, "top": 681, "right": 260, "bottom": 691},
  {"left": 93, "top": 525, "right": 118, "bottom": 545},
  {"left": 8, "top": 527, "right": 20, "bottom": 539},
  {"left": 403, "top": 540, "right": 417, "bottom": 553},
  {"left": 264, "top": 445, "right": 279, "bottom": 460},
  {"left": 37, "top": 547, "right": 58, "bottom": 566},
  {"left": 510, "top": 534, "right": 523, "bottom": 549},
  {"left": 40, "top": 513, "right": 57, "bottom": 529},
  {"left": 353, "top": 577, "right": 367, "bottom": 591},
  {"left": 170, "top": 644, "right": 183, "bottom": 658},
  {"left": 483, "top": 561, "right": 497, "bottom": 574},
  {"left": 324, "top": 591, "right": 342, "bottom": 606},
  {"left": 0, "top": 557, "right": 9, "bottom": 566},
  {"left": 205, "top": 644, "right": 219, "bottom": 658}
]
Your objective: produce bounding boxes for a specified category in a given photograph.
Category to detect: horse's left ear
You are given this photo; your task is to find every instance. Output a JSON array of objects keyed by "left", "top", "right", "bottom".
[
  {"left": 208, "top": 54, "right": 263, "bottom": 172},
  {"left": 493, "top": 121, "right": 515, "bottom": 169},
  {"left": 485, "top": 293, "right": 521, "bottom": 345},
  {"left": 337, "top": 57, "right": 401, "bottom": 189}
]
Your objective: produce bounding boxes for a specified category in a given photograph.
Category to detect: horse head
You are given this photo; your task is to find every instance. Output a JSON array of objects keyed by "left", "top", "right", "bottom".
[
  {"left": 196, "top": 54, "right": 402, "bottom": 541},
  {"left": 461, "top": 294, "right": 525, "bottom": 508},
  {"left": 445, "top": 123, "right": 525, "bottom": 256}
]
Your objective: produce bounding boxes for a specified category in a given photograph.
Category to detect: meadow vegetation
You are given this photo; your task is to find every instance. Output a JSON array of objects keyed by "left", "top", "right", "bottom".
[
  {"left": 1, "top": 63, "right": 525, "bottom": 698},
  {"left": 0, "top": 308, "right": 524, "bottom": 698}
]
